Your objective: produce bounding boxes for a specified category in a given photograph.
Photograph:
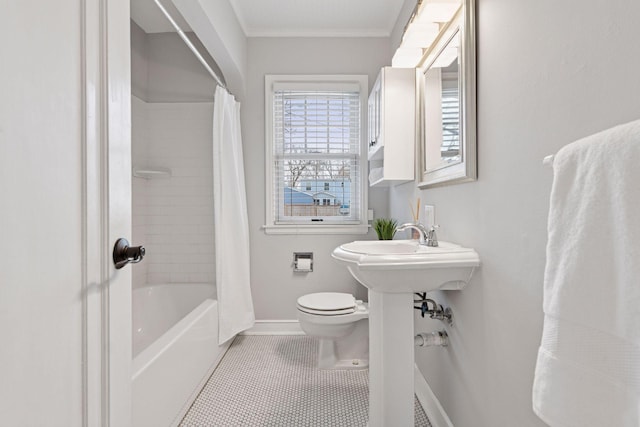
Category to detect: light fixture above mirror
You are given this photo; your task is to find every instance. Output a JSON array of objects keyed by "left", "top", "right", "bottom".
[{"left": 392, "top": 0, "right": 462, "bottom": 68}]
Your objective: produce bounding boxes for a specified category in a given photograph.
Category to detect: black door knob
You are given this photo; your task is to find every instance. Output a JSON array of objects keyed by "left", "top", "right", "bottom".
[{"left": 113, "top": 238, "right": 145, "bottom": 269}]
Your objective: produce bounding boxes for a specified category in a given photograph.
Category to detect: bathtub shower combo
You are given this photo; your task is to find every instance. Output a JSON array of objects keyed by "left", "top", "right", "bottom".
[{"left": 130, "top": 79, "right": 253, "bottom": 426}]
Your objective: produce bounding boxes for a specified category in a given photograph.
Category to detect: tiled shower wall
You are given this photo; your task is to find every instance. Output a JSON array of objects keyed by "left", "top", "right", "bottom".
[{"left": 132, "top": 96, "right": 215, "bottom": 288}]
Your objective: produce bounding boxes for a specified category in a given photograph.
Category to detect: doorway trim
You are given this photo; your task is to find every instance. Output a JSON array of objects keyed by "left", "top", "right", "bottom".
[{"left": 81, "top": 0, "right": 132, "bottom": 425}]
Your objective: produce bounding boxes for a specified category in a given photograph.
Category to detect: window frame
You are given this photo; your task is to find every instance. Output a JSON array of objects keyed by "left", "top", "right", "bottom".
[{"left": 264, "top": 74, "right": 369, "bottom": 235}]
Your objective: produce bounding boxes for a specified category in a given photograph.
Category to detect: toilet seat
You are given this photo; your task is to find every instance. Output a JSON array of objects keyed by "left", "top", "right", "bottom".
[
  {"left": 297, "top": 292, "right": 357, "bottom": 316},
  {"left": 298, "top": 306, "right": 356, "bottom": 316}
]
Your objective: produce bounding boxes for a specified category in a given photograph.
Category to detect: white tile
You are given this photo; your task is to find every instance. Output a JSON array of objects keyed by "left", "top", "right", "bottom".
[{"left": 180, "top": 336, "right": 431, "bottom": 427}]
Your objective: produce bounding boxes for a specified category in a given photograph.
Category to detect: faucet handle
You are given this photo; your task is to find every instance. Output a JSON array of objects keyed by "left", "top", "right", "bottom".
[{"left": 426, "top": 225, "right": 439, "bottom": 247}]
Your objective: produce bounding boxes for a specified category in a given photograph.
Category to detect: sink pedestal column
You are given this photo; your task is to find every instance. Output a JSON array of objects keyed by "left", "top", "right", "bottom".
[{"left": 368, "top": 290, "right": 415, "bottom": 427}]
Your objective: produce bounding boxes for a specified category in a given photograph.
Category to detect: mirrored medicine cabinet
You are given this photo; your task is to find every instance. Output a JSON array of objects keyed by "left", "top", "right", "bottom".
[{"left": 418, "top": 0, "right": 476, "bottom": 188}]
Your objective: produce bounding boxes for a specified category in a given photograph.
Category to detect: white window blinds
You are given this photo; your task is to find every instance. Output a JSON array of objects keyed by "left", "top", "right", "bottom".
[
  {"left": 441, "top": 85, "right": 460, "bottom": 161},
  {"left": 271, "top": 81, "right": 363, "bottom": 225}
]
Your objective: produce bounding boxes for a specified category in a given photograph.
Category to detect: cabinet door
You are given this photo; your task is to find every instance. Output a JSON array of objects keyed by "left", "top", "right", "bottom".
[
  {"left": 367, "top": 67, "right": 415, "bottom": 186},
  {"left": 368, "top": 76, "right": 382, "bottom": 153},
  {"left": 368, "top": 94, "right": 376, "bottom": 149},
  {"left": 374, "top": 79, "right": 382, "bottom": 146}
]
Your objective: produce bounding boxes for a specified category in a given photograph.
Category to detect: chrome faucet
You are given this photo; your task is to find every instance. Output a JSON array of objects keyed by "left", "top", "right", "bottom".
[{"left": 397, "top": 222, "right": 439, "bottom": 247}]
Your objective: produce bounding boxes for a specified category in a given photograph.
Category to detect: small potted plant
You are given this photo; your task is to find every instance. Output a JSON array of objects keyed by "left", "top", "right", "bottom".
[{"left": 373, "top": 218, "right": 398, "bottom": 240}]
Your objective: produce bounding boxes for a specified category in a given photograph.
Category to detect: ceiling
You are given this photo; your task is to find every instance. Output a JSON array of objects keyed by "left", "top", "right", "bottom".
[
  {"left": 230, "top": 0, "right": 407, "bottom": 37},
  {"left": 131, "top": 0, "right": 408, "bottom": 37}
]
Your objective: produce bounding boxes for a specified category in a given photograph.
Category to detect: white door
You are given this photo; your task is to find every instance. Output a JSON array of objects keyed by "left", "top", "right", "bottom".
[{"left": 0, "top": 1, "right": 132, "bottom": 426}]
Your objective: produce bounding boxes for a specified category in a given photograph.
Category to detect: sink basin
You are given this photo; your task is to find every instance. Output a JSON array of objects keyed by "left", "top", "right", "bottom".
[
  {"left": 340, "top": 240, "right": 420, "bottom": 255},
  {"left": 332, "top": 239, "right": 480, "bottom": 293}
]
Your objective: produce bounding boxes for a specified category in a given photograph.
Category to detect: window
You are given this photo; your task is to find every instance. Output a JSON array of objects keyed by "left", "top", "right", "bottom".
[{"left": 265, "top": 75, "right": 368, "bottom": 234}]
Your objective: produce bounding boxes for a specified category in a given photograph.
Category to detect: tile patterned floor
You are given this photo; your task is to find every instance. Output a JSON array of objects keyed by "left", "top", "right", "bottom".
[{"left": 180, "top": 335, "right": 432, "bottom": 426}]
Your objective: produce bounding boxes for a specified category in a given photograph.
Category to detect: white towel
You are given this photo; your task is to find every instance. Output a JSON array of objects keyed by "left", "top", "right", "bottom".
[{"left": 533, "top": 119, "right": 640, "bottom": 427}]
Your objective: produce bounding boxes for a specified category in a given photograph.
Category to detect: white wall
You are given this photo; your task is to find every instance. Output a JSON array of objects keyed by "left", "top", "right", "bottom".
[
  {"left": 132, "top": 98, "right": 215, "bottom": 287},
  {"left": 132, "top": 96, "right": 150, "bottom": 287},
  {"left": 131, "top": 20, "right": 222, "bottom": 103},
  {"left": 388, "top": 1, "right": 640, "bottom": 426},
  {"left": 131, "top": 21, "right": 149, "bottom": 100},
  {"left": 145, "top": 32, "right": 217, "bottom": 102},
  {"left": 243, "top": 37, "right": 393, "bottom": 319},
  {"left": 131, "top": 23, "right": 216, "bottom": 288}
]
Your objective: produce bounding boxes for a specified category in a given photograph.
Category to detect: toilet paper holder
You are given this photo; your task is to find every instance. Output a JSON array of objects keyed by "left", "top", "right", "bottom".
[{"left": 293, "top": 252, "right": 313, "bottom": 272}]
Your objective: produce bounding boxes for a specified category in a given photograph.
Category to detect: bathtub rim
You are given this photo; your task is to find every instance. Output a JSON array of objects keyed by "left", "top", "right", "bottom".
[
  {"left": 132, "top": 282, "right": 216, "bottom": 358},
  {"left": 133, "top": 297, "right": 217, "bottom": 379}
]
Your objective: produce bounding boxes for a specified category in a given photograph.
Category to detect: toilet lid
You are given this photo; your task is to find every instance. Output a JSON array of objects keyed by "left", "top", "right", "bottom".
[
  {"left": 297, "top": 306, "right": 356, "bottom": 316},
  {"left": 297, "top": 292, "right": 356, "bottom": 312}
]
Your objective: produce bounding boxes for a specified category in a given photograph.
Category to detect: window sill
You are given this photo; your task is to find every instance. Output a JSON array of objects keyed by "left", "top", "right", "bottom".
[{"left": 262, "top": 224, "right": 370, "bottom": 235}]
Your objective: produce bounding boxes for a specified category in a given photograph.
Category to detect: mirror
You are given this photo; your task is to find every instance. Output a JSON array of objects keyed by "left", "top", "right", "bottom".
[{"left": 418, "top": 0, "right": 476, "bottom": 188}]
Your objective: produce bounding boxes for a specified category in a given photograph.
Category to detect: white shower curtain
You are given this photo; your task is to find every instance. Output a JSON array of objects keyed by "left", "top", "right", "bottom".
[{"left": 213, "top": 85, "right": 255, "bottom": 344}]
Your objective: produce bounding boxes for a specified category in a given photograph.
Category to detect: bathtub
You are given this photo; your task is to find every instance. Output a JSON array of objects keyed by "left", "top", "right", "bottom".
[{"left": 132, "top": 284, "right": 231, "bottom": 427}]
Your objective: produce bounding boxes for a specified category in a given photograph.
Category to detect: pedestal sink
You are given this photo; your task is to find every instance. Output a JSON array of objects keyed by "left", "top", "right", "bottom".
[{"left": 332, "top": 240, "right": 480, "bottom": 427}]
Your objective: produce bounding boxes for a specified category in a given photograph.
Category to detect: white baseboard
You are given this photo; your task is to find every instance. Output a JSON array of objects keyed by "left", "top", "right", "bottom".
[
  {"left": 414, "top": 365, "right": 454, "bottom": 427},
  {"left": 241, "top": 320, "right": 305, "bottom": 335}
]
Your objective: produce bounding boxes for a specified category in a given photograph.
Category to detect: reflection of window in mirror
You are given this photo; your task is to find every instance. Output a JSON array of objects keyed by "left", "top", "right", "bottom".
[
  {"left": 424, "top": 30, "right": 460, "bottom": 172},
  {"left": 441, "top": 57, "right": 460, "bottom": 164}
]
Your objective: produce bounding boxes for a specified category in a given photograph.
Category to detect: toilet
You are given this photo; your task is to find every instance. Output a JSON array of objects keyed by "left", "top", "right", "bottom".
[{"left": 296, "top": 292, "right": 369, "bottom": 369}]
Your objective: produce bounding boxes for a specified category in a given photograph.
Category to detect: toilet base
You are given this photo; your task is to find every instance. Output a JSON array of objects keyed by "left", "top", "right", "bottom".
[
  {"left": 317, "top": 337, "right": 369, "bottom": 370},
  {"left": 330, "top": 359, "right": 369, "bottom": 370}
]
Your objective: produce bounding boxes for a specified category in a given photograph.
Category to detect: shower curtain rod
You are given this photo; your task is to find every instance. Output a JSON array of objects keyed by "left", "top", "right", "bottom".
[{"left": 154, "top": 0, "right": 229, "bottom": 93}]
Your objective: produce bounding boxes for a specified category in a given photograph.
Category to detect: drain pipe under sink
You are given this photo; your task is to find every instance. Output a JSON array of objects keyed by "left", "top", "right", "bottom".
[{"left": 415, "top": 330, "right": 448, "bottom": 347}]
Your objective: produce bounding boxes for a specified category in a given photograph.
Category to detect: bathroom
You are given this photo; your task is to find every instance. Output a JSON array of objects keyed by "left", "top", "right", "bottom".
[{"left": 2, "top": 0, "right": 640, "bottom": 426}]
